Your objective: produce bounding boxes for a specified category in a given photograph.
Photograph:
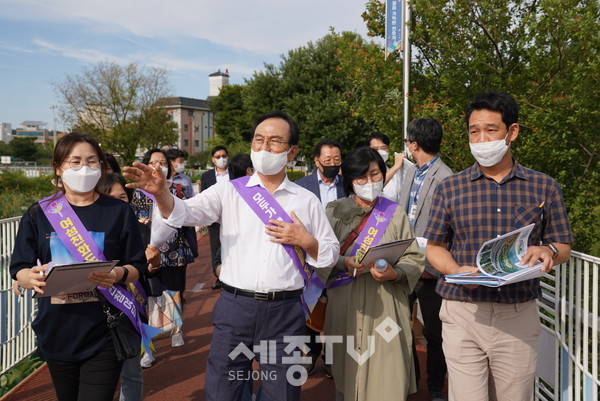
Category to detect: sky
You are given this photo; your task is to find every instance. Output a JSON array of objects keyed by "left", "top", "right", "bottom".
[{"left": 0, "top": 0, "right": 373, "bottom": 131}]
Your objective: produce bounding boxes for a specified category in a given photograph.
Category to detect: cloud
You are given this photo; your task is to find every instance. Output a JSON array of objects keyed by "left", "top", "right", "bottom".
[{"left": 1, "top": 0, "right": 368, "bottom": 55}]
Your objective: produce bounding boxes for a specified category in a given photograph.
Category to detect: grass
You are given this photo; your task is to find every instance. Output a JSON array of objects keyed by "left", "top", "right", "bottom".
[{"left": 0, "top": 353, "right": 44, "bottom": 396}]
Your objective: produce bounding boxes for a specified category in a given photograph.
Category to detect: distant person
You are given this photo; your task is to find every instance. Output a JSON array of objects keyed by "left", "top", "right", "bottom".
[
  {"left": 131, "top": 149, "right": 195, "bottom": 368},
  {"left": 399, "top": 118, "right": 453, "bottom": 401},
  {"left": 229, "top": 153, "right": 254, "bottom": 179},
  {"left": 124, "top": 110, "right": 339, "bottom": 401},
  {"left": 366, "top": 132, "right": 405, "bottom": 203},
  {"left": 11, "top": 133, "right": 146, "bottom": 401},
  {"left": 200, "top": 146, "right": 234, "bottom": 282},
  {"left": 166, "top": 148, "right": 194, "bottom": 198},
  {"left": 425, "top": 91, "right": 573, "bottom": 401},
  {"left": 295, "top": 138, "right": 345, "bottom": 378},
  {"left": 104, "top": 152, "right": 121, "bottom": 174},
  {"left": 321, "top": 146, "right": 424, "bottom": 400},
  {"left": 295, "top": 139, "right": 344, "bottom": 208}
]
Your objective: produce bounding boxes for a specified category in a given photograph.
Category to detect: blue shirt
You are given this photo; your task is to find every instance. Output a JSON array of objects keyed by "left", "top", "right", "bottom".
[
  {"left": 407, "top": 155, "right": 438, "bottom": 227},
  {"left": 317, "top": 170, "right": 341, "bottom": 208}
]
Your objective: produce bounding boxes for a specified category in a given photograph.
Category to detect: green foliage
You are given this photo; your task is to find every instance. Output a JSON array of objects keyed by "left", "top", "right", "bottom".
[
  {"left": 0, "top": 171, "right": 54, "bottom": 219},
  {"left": 0, "top": 353, "right": 44, "bottom": 396},
  {"left": 286, "top": 170, "right": 306, "bottom": 182}
]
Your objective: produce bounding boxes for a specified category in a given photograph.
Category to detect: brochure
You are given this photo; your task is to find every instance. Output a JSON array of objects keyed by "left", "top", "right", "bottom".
[
  {"left": 444, "top": 224, "right": 543, "bottom": 287},
  {"left": 33, "top": 260, "right": 119, "bottom": 298}
]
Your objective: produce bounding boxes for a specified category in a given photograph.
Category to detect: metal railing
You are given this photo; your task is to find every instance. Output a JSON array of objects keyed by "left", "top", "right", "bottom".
[
  {"left": 0, "top": 214, "right": 598, "bottom": 399},
  {"left": 0, "top": 216, "right": 38, "bottom": 375}
]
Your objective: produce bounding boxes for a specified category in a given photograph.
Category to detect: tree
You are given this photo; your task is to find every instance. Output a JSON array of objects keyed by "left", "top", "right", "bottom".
[
  {"left": 355, "top": 0, "right": 599, "bottom": 254},
  {"left": 210, "top": 32, "right": 374, "bottom": 162},
  {"left": 53, "top": 62, "right": 178, "bottom": 163}
]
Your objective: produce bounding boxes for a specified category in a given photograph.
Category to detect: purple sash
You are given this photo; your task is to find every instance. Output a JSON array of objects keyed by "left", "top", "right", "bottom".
[
  {"left": 230, "top": 176, "right": 324, "bottom": 314},
  {"left": 329, "top": 196, "right": 398, "bottom": 287},
  {"left": 39, "top": 194, "right": 161, "bottom": 355}
]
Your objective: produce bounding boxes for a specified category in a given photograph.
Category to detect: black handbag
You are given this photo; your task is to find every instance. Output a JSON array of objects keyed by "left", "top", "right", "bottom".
[{"left": 102, "top": 301, "right": 137, "bottom": 362}]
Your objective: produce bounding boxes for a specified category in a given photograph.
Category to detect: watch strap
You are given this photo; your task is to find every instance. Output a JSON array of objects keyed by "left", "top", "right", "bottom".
[{"left": 542, "top": 243, "right": 559, "bottom": 258}]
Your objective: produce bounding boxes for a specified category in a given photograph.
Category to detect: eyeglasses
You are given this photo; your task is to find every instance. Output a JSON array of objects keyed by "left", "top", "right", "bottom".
[
  {"left": 66, "top": 158, "right": 102, "bottom": 171},
  {"left": 354, "top": 171, "right": 383, "bottom": 185},
  {"left": 252, "top": 136, "right": 289, "bottom": 150},
  {"left": 148, "top": 160, "right": 168, "bottom": 167}
]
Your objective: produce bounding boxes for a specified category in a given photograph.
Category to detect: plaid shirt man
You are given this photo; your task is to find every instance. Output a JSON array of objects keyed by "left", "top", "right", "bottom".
[{"left": 424, "top": 159, "right": 572, "bottom": 303}]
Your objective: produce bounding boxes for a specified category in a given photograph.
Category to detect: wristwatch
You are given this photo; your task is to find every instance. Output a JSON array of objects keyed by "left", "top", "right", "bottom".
[
  {"left": 118, "top": 266, "right": 130, "bottom": 284},
  {"left": 542, "top": 243, "right": 559, "bottom": 259}
]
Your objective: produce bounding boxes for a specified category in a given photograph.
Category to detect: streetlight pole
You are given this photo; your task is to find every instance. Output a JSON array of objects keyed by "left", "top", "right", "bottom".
[{"left": 50, "top": 105, "right": 57, "bottom": 148}]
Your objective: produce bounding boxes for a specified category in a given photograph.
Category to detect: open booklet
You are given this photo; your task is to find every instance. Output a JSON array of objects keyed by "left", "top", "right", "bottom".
[{"left": 444, "top": 224, "right": 544, "bottom": 287}]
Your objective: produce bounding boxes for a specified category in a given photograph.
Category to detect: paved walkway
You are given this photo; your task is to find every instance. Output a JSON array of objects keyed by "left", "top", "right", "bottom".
[{"left": 2, "top": 234, "right": 442, "bottom": 401}]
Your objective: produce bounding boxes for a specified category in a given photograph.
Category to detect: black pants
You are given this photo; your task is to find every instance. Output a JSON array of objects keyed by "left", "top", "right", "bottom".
[
  {"left": 46, "top": 345, "right": 123, "bottom": 401},
  {"left": 410, "top": 278, "right": 447, "bottom": 392}
]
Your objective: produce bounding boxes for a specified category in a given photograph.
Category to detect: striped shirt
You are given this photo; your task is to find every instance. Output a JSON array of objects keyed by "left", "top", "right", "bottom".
[{"left": 424, "top": 160, "right": 572, "bottom": 303}]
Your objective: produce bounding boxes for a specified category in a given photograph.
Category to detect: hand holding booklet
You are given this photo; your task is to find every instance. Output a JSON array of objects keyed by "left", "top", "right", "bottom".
[
  {"left": 33, "top": 260, "right": 119, "bottom": 298},
  {"left": 445, "top": 224, "right": 543, "bottom": 287}
]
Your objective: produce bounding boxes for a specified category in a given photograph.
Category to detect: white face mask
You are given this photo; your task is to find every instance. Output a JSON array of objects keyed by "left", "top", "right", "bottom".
[
  {"left": 61, "top": 166, "right": 101, "bottom": 193},
  {"left": 469, "top": 133, "right": 510, "bottom": 167},
  {"left": 215, "top": 157, "right": 228, "bottom": 169},
  {"left": 160, "top": 166, "right": 169, "bottom": 177},
  {"left": 377, "top": 149, "right": 389, "bottom": 163},
  {"left": 174, "top": 163, "right": 185, "bottom": 174},
  {"left": 353, "top": 180, "right": 384, "bottom": 202},
  {"left": 251, "top": 149, "right": 290, "bottom": 175}
]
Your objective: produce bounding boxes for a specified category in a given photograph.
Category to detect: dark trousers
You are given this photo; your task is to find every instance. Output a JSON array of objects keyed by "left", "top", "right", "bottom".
[
  {"left": 411, "top": 278, "right": 447, "bottom": 392},
  {"left": 208, "top": 223, "right": 221, "bottom": 275},
  {"left": 205, "top": 290, "right": 306, "bottom": 401},
  {"left": 46, "top": 345, "right": 123, "bottom": 401},
  {"left": 304, "top": 325, "right": 324, "bottom": 359}
]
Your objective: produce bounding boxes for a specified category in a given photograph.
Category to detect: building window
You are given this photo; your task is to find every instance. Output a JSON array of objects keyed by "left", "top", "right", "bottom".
[
  {"left": 188, "top": 110, "right": 194, "bottom": 117},
  {"left": 183, "top": 139, "right": 189, "bottom": 147},
  {"left": 194, "top": 140, "right": 199, "bottom": 147},
  {"left": 194, "top": 124, "right": 199, "bottom": 132},
  {"left": 183, "top": 124, "right": 189, "bottom": 132}
]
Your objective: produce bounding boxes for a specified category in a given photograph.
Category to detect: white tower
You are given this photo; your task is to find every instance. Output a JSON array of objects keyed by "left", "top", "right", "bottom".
[{"left": 208, "top": 69, "right": 230, "bottom": 97}]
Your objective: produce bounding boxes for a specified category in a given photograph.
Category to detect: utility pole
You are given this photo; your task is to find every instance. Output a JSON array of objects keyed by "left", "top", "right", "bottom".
[{"left": 50, "top": 105, "right": 57, "bottom": 148}]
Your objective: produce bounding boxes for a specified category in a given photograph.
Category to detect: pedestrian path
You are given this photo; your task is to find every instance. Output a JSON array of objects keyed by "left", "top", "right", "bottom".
[{"left": 2, "top": 234, "right": 440, "bottom": 401}]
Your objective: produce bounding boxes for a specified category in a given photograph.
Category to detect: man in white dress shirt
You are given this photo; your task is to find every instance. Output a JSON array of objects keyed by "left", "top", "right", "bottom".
[{"left": 124, "top": 110, "right": 339, "bottom": 401}]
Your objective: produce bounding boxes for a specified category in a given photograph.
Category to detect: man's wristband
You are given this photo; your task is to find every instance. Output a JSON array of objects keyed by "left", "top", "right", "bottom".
[{"left": 118, "top": 266, "right": 130, "bottom": 284}]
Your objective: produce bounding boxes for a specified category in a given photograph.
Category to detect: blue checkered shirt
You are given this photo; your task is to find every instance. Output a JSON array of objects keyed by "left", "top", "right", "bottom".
[
  {"left": 408, "top": 155, "right": 438, "bottom": 227},
  {"left": 424, "top": 160, "right": 572, "bottom": 303}
]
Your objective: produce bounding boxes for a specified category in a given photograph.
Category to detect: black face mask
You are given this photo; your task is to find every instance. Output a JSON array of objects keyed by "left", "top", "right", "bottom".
[{"left": 321, "top": 165, "right": 340, "bottom": 179}]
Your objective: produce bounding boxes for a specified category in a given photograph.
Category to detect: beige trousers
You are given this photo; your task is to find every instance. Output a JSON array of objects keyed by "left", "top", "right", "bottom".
[{"left": 440, "top": 299, "right": 540, "bottom": 401}]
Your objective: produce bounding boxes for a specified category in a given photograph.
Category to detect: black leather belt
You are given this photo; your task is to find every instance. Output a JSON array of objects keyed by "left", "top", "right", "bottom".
[{"left": 221, "top": 283, "right": 303, "bottom": 301}]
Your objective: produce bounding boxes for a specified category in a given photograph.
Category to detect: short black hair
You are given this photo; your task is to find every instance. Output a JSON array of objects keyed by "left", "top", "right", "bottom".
[
  {"left": 406, "top": 118, "right": 443, "bottom": 155},
  {"left": 465, "top": 91, "right": 519, "bottom": 130},
  {"left": 230, "top": 153, "right": 253, "bottom": 179},
  {"left": 211, "top": 146, "right": 228, "bottom": 157},
  {"left": 341, "top": 146, "right": 386, "bottom": 197},
  {"left": 252, "top": 110, "right": 299, "bottom": 146},
  {"left": 97, "top": 173, "right": 132, "bottom": 202},
  {"left": 365, "top": 132, "right": 390, "bottom": 147},
  {"left": 166, "top": 148, "right": 186, "bottom": 160},
  {"left": 314, "top": 139, "right": 343, "bottom": 158},
  {"left": 142, "top": 148, "right": 172, "bottom": 178},
  {"left": 103, "top": 152, "right": 121, "bottom": 173}
]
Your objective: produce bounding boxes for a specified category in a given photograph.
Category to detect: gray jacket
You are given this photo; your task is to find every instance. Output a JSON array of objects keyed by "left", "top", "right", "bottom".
[{"left": 399, "top": 157, "right": 453, "bottom": 276}]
